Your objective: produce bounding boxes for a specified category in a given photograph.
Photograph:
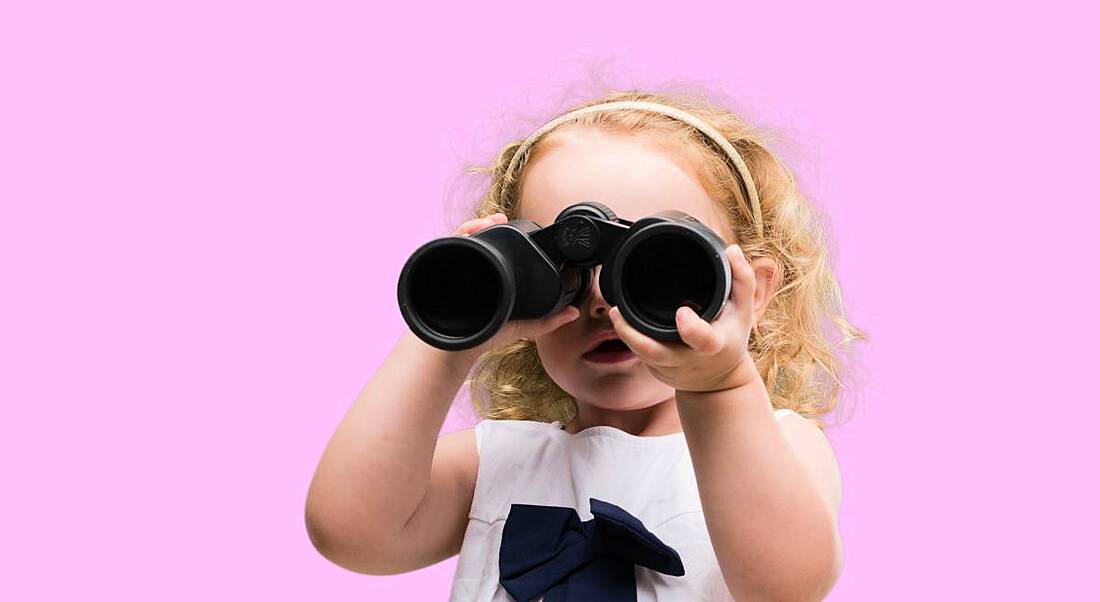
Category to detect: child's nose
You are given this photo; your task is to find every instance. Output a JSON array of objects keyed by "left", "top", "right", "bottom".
[{"left": 585, "top": 265, "right": 612, "bottom": 319}]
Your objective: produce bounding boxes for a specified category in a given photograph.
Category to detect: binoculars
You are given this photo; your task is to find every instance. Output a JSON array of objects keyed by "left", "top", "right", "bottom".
[{"left": 397, "top": 201, "right": 733, "bottom": 351}]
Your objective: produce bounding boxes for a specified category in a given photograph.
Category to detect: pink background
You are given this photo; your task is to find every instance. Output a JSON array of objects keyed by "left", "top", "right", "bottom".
[{"left": 2, "top": 1, "right": 1096, "bottom": 599}]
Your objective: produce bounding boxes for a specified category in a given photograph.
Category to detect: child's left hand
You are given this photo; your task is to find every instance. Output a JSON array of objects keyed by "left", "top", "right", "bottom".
[{"left": 608, "top": 243, "right": 758, "bottom": 394}]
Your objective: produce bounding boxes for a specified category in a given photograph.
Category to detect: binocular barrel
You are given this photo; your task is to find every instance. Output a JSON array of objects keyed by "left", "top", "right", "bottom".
[{"left": 397, "top": 202, "right": 732, "bottom": 351}]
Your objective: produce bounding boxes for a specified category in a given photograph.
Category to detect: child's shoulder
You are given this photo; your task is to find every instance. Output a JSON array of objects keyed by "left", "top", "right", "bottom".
[{"left": 435, "top": 426, "right": 479, "bottom": 490}]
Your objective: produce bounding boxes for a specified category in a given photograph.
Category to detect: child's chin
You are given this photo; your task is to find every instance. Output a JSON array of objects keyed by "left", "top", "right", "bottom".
[{"left": 581, "top": 382, "right": 676, "bottom": 409}]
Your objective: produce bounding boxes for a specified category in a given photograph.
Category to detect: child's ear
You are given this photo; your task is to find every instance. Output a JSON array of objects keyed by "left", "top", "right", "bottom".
[{"left": 749, "top": 256, "right": 780, "bottom": 325}]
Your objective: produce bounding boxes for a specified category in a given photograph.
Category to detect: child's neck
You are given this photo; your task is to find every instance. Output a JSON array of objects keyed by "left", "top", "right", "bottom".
[{"left": 564, "top": 395, "right": 682, "bottom": 437}]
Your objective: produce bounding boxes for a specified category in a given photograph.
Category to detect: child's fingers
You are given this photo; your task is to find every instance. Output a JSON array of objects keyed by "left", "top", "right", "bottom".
[
  {"left": 456, "top": 218, "right": 490, "bottom": 236},
  {"left": 545, "top": 305, "right": 580, "bottom": 331},
  {"left": 456, "top": 213, "right": 508, "bottom": 236},
  {"left": 725, "top": 244, "right": 756, "bottom": 325},
  {"left": 676, "top": 306, "right": 723, "bottom": 354},
  {"left": 509, "top": 306, "right": 580, "bottom": 342},
  {"left": 608, "top": 306, "right": 677, "bottom": 367}
]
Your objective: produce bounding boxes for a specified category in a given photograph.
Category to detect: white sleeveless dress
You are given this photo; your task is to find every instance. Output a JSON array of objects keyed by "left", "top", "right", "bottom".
[{"left": 449, "top": 408, "right": 799, "bottom": 601}]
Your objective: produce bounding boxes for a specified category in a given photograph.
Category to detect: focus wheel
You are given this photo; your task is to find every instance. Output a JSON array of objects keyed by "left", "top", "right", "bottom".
[
  {"left": 558, "top": 201, "right": 618, "bottom": 223},
  {"left": 581, "top": 200, "right": 617, "bottom": 222}
]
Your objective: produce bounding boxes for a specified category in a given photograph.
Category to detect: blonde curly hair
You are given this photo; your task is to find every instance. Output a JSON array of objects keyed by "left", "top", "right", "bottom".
[{"left": 457, "top": 89, "right": 867, "bottom": 431}]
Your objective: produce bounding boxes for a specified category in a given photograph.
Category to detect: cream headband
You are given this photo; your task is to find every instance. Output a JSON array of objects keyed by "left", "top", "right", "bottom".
[{"left": 500, "top": 100, "right": 764, "bottom": 238}]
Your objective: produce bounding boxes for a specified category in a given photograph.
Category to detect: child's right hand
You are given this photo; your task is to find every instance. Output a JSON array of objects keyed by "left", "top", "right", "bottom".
[{"left": 452, "top": 213, "right": 581, "bottom": 355}]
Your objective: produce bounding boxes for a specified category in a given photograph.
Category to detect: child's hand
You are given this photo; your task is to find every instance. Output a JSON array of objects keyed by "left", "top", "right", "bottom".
[
  {"left": 455, "top": 212, "right": 509, "bottom": 237},
  {"left": 451, "top": 213, "right": 581, "bottom": 356},
  {"left": 608, "top": 243, "right": 758, "bottom": 393}
]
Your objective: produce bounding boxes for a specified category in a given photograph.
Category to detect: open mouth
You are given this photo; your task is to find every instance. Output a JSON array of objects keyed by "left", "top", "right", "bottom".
[{"left": 582, "top": 338, "right": 636, "bottom": 364}]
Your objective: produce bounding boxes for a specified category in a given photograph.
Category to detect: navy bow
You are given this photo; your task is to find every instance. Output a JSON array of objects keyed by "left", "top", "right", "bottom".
[{"left": 498, "top": 498, "right": 685, "bottom": 602}]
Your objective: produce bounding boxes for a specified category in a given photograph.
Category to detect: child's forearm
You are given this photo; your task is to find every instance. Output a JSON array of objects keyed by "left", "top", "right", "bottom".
[
  {"left": 676, "top": 363, "right": 841, "bottom": 602},
  {"left": 305, "top": 329, "right": 479, "bottom": 563}
]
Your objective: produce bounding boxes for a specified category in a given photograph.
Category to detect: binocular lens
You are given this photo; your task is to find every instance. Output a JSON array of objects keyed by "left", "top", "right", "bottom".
[
  {"left": 621, "top": 233, "right": 715, "bottom": 326},
  {"left": 398, "top": 202, "right": 729, "bottom": 350},
  {"left": 407, "top": 244, "right": 503, "bottom": 338}
]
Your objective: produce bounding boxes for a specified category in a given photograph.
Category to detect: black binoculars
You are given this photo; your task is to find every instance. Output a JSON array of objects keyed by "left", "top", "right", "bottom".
[{"left": 397, "top": 201, "right": 732, "bottom": 351}]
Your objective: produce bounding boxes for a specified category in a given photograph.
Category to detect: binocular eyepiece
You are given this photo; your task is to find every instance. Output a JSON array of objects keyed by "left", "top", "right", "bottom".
[{"left": 397, "top": 201, "right": 732, "bottom": 351}]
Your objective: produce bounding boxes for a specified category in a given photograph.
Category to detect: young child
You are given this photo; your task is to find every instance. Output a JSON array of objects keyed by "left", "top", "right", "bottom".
[{"left": 306, "top": 91, "right": 866, "bottom": 601}]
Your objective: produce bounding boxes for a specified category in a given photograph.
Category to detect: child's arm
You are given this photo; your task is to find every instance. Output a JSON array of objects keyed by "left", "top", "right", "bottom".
[
  {"left": 304, "top": 213, "right": 581, "bottom": 575},
  {"left": 676, "top": 359, "right": 843, "bottom": 601},
  {"left": 305, "top": 331, "right": 484, "bottom": 574}
]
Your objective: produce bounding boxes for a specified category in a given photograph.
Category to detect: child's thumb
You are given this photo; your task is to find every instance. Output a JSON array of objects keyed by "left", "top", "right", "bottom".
[{"left": 529, "top": 306, "right": 580, "bottom": 336}]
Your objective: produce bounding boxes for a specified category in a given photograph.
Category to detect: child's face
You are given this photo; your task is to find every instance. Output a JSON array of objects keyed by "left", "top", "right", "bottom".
[{"left": 516, "top": 126, "right": 737, "bottom": 411}]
